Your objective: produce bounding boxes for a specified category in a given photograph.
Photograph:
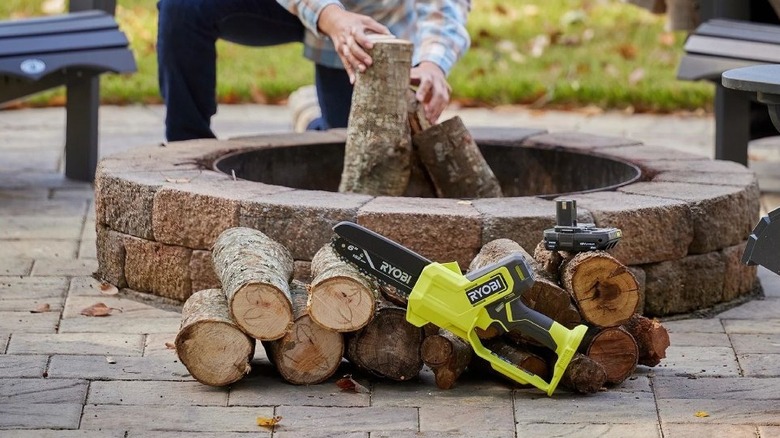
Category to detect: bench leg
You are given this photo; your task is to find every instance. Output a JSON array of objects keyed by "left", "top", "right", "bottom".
[
  {"left": 714, "top": 85, "right": 750, "bottom": 166},
  {"left": 65, "top": 75, "right": 100, "bottom": 182}
]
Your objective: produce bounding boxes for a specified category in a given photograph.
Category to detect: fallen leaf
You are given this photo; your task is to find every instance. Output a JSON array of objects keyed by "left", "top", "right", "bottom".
[
  {"left": 336, "top": 375, "right": 370, "bottom": 394},
  {"left": 99, "top": 282, "right": 119, "bottom": 295},
  {"left": 165, "top": 177, "right": 192, "bottom": 183},
  {"left": 256, "top": 416, "right": 282, "bottom": 429},
  {"left": 165, "top": 342, "right": 176, "bottom": 350},
  {"left": 658, "top": 32, "right": 676, "bottom": 46},
  {"left": 106, "top": 356, "right": 116, "bottom": 364},
  {"left": 80, "top": 302, "right": 114, "bottom": 317},
  {"left": 694, "top": 411, "right": 710, "bottom": 418},
  {"left": 30, "top": 303, "right": 51, "bottom": 313},
  {"left": 456, "top": 200, "right": 472, "bottom": 205},
  {"left": 617, "top": 43, "right": 638, "bottom": 60}
]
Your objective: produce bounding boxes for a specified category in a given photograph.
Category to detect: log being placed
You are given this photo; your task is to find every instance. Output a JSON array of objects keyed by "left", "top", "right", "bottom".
[
  {"left": 583, "top": 326, "right": 639, "bottom": 385},
  {"left": 404, "top": 88, "right": 437, "bottom": 198},
  {"left": 623, "top": 313, "right": 670, "bottom": 367},
  {"left": 308, "top": 243, "right": 378, "bottom": 332},
  {"left": 413, "top": 116, "right": 503, "bottom": 199},
  {"left": 421, "top": 329, "right": 473, "bottom": 389},
  {"left": 560, "top": 251, "right": 639, "bottom": 328},
  {"left": 345, "top": 298, "right": 424, "bottom": 381},
  {"left": 212, "top": 227, "right": 294, "bottom": 340},
  {"left": 339, "top": 36, "right": 414, "bottom": 196},
  {"left": 265, "top": 281, "right": 344, "bottom": 385},
  {"left": 175, "top": 289, "right": 255, "bottom": 387}
]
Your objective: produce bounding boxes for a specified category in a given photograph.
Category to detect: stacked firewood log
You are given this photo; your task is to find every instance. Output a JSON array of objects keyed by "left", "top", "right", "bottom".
[{"left": 175, "top": 226, "right": 669, "bottom": 394}]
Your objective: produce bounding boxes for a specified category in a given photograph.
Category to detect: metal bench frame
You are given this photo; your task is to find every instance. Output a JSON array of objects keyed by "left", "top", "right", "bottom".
[{"left": 0, "top": 0, "right": 136, "bottom": 182}]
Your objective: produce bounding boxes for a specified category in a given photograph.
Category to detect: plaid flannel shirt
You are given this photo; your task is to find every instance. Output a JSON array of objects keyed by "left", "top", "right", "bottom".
[{"left": 275, "top": 0, "right": 471, "bottom": 76}]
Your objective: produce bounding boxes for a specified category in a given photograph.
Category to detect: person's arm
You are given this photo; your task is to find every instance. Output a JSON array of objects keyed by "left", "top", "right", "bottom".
[
  {"left": 411, "top": 0, "right": 471, "bottom": 124},
  {"left": 275, "top": 0, "right": 343, "bottom": 36}
]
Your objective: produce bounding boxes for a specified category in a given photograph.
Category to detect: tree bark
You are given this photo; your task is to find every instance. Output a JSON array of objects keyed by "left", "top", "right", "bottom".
[
  {"left": 175, "top": 289, "right": 255, "bottom": 387},
  {"left": 265, "top": 281, "right": 344, "bottom": 385},
  {"left": 345, "top": 297, "right": 424, "bottom": 381},
  {"left": 420, "top": 329, "right": 473, "bottom": 389},
  {"left": 404, "top": 89, "right": 437, "bottom": 198},
  {"left": 560, "top": 251, "right": 639, "bottom": 328},
  {"left": 212, "top": 227, "right": 294, "bottom": 340},
  {"left": 309, "top": 244, "right": 378, "bottom": 332},
  {"left": 583, "top": 326, "right": 639, "bottom": 385},
  {"left": 339, "top": 37, "right": 414, "bottom": 196},
  {"left": 533, "top": 241, "right": 572, "bottom": 283},
  {"left": 413, "top": 116, "right": 503, "bottom": 199},
  {"left": 560, "top": 353, "right": 607, "bottom": 394},
  {"left": 623, "top": 313, "right": 670, "bottom": 367}
]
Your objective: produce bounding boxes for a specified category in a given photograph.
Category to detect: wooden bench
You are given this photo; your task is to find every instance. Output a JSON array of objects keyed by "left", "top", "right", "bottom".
[
  {"left": 678, "top": 18, "right": 780, "bottom": 165},
  {"left": 0, "top": 0, "right": 136, "bottom": 182}
]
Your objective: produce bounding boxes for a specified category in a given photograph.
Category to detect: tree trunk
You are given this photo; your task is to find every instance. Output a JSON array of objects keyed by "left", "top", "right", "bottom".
[
  {"left": 583, "top": 326, "right": 639, "bottom": 385},
  {"left": 345, "top": 298, "right": 424, "bottom": 381},
  {"left": 420, "top": 329, "right": 473, "bottom": 389},
  {"left": 212, "top": 227, "right": 294, "bottom": 340},
  {"left": 413, "top": 116, "right": 503, "bottom": 199},
  {"left": 309, "top": 244, "right": 378, "bottom": 332},
  {"left": 175, "top": 289, "right": 255, "bottom": 387},
  {"left": 560, "top": 251, "right": 639, "bottom": 327},
  {"left": 623, "top": 313, "right": 670, "bottom": 367},
  {"left": 339, "top": 37, "right": 414, "bottom": 196},
  {"left": 265, "top": 281, "right": 344, "bottom": 385},
  {"left": 560, "top": 353, "right": 607, "bottom": 394}
]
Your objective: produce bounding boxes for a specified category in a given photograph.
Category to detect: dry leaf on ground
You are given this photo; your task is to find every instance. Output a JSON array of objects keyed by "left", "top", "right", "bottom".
[
  {"left": 99, "top": 282, "right": 119, "bottom": 295},
  {"left": 336, "top": 375, "right": 370, "bottom": 393},
  {"left": 30, "top": 303, "right": 51, "bottom": 313},
  {"left": 256, "top": 416, "right": 282, "bottom": 429},
  {"left": 80, "top": 302, "right": 117, "bottom": 317}
]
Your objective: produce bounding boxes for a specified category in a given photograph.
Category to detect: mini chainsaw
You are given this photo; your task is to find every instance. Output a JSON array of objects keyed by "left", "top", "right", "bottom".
[{"left": 332, "top": 221, "right": 587, "bottom": 396}]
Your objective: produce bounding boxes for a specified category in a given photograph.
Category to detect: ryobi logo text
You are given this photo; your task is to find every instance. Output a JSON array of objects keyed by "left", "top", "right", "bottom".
[
  {"left": 379, "top": 261, "right": 412, "bottom": 285},
  {"left": 466, "top": 274, "right": 508, "bottom": 305}
]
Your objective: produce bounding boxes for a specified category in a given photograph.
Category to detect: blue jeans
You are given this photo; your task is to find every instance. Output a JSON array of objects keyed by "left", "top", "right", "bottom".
[{"left": 157, "top": 0, "right": 353, "bottom": 141}]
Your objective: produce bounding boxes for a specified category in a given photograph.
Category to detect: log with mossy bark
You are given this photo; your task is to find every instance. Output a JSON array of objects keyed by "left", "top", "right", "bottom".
[
  {"left": 211, "top": 227, "right": 294, "bottom": 340},
  {"left": 175, "top": 289, "right": 255, "bottom": 387}
]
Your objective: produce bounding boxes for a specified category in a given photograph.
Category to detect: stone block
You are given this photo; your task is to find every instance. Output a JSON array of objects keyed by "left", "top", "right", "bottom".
[
  {"left": 62, "top": 295, "right": 177, "bottom": 319},
  {"left": 662, "top": 424, "right": 760, "bottom": 438},
  {"left": 240, "top": 189, "right": 372, "bottom": 260},
  {"left": 123, "top": 235, "right": 192, "bottom": 301},
  {"left": 0, "top": 257, "right": 32, "bottom": 276},
  {"left": 0, "top": 378, "right": 88, "bottom": 404},
  {"left": 0, "top": 276, "right": 68, "bottom": 300},
  {"left": 0, "top": 403, "right": 83, "bottom": 429},
  {"left": 30, "top": 258, "right": 98, "bottom": 277},
  {"left": 723, "top": 319, "right": 780, "bottom": 334},
  {"left": 522, "top": 131, "right": 640, "bottom": 151},
  {"left": 473, "top": 196, "right": 593, "bottom": 253},
  {"left": 738, "top": 353, "right": 780, "bottom": 377},
  {"left": 94, "top": 171, "right": 160, "bottom": 239},
  {"left": 58, "top": 316, "right": 181, "bottom": 334},
  {"left": 0, "top": 311, "right": 60, "bottom": 333},
  {"left": 356, "top": 197, "right": 482, "bottom": 268},
  {"left": 513, "top": 391, "right": 658, "bottom": 423},
  {"left": 228, "top": 373, "right": 370, "bottom": 407},
  {"left": 81, "top": 405, "right": 274, "bottom": 432},
  {"left": 641, "top": 157, "right": 755, "bottom": 179},
  {"left": 653, "top": 376, "right": 780, "bottom": 399},
  {"left": 0, "top": 240, "right": 78, "bottom": 259},
  {"left": 619, "top": 181, "right": 760, "bottom": 254},
  {"left": 643, "top": 252, "right": 725, "bottom": 316},
  {"left": 95, "top": 224, "right": 127, "bottom": 288},
  {"left": 518, "top": 423, "right": 661, "bottom": 438},
  {"left": 730, "top": 334, "right": 780, "bottom": 355},
  {"left": 48, "top": 354, "right": 191, "bottom": 380},
  {"left": 653, "top": 346, "right": 740, "bottom": 377},
  {"left": 721, "top": 242, "right": 757, "bottom": 302},
  {"left": 569, "top": 191, "right": 693, "bottom": 265},
  {"left": 658, "top": 398, "right": 780, "bottom": 424},
  {"left": 419, "top": 404, "right": 515, "bottom": 434},
  {"left": 190, "top": 250, "right": 220, "bottom": 292},
  {"left": 0, "top": 216, "right": 83, "bottom": 240},
  {"left": 604, "top": 144, "right": 708, "bottom": 163},
  {"left": 274, "top": 405, "right": 418, "bottom": 433},
  {"left": 717, "top": 299, "right": 780, "bottom": 320},
  {"left": 0, "top": 355, "right": 47, "bottom": 378},
  {"left": 6, "top": 333, "right": 144, "bottom": 356},
  {"left": 88, "top": 381, "right": 228, "bottom": 406}
]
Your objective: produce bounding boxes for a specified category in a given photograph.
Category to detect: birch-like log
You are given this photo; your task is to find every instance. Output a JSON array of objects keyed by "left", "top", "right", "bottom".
[
  {"left": 413, "top": 116, "right": 503, "bottom": 199},
  {"left": 175, "top": 289, "right": 255, "bottom": 387},
  {"left": 212, "top": 227, "right": 294, "bottom": 340},
  {"left": 339, "top": 36, "right": 413, "bottom": 196},
  {"left": 309, "top": 243, "right": 378, "bottom": 332},
  {"left": 265, "top": 281, "right": 344, "bottom": 385}
]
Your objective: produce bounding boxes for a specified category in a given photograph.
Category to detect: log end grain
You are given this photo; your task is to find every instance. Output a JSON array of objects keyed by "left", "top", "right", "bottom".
[
  {"left": 176, "top": 321, "right": 255, "bottom": 386},
  {"left": 230, "top": 283, "right": 293, "bottom": 340},
  {"left": 266, "top": 315, "right": 345, "bottom": 385},
  {"left": 309, "top": 277, "right": 376, "bottom": 332}
]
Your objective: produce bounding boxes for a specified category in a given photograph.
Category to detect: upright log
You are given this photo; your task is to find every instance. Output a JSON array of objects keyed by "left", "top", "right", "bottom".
[
  {"left": 623, "top": 313, "right": 670, "bottom": 367},
  {"left": 339, "top": 36, "right": 414, "bottom": 196},
  {"left": 421, "top": 329, "right": 473, "bottom": 389},
  {"left": 583, "top": 326, "right": 639, "bottom": 385},
  {"left": 345, "top": 298, "right": 424, "bottom": 381},
  {"left": 560, "top": 251, "right": 639, "bottom": 328},
  {"left": 265, "top": 281, "right": 344, "bottom": 385},
  {"left": 175, "top": 289, "right": 255, "bottom": 387},
  {"left": 413, "top": 116, "right": 503, "bottom": 199},
  {"left": 309, "top": 244, "right": 378, "bottom": 332},
  {"left": 212, "top": 227, "right": 294, "bottom": 340}
]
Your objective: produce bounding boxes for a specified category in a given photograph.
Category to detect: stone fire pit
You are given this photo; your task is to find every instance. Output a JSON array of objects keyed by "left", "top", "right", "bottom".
[{"left": 94, "top": 127, "right": 760, "bottom": 317}]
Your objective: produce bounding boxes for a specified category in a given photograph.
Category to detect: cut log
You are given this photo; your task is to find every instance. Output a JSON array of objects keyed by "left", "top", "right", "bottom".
[
  {"left": 476, "top": 338, "right": 549, "bottom": 384},
  {"left": 308, "top": 244, "right": 378, "bottom": 332},
  {"left": 533, "top": 241, "right": 571, "bottom": 282},
  {"left": 404, "top": 89, "right": 437, "bottom": 198},
  {"left": 421, "top": 329, "right": 473, "bottom": 389},
  {"left": 623, "top": 313, "right": 670, "bottom": 367},
  {"left": 265, "top": 281, "right": 344, "bottom": 385},
  {"left": 339, "top": 36, "right": 414, "bottom": 196},
  {"left": 561, "top": 353, "right": 607, "bottom": 394},
  {"left": 583, "top": 326, "right": 639, "bottom": 385},
  {"left": 413, "top": 116, "right": 503, "bottom": 199},
  {"left": 345, "top": 298, "right": 424, "bottom": 381},
  {"left": 212, "top": 227, "right": 294, "bottom": 340},
  {"left": 175, "top": 289, "right": 255, "bottom": 387},
  {"left": 560, "top": 251, "right": 639, "bottom": 327}
]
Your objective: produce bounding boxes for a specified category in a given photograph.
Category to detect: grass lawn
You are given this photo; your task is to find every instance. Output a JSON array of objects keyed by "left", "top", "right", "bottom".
[{"left": 2, "top": 0, "right": 714, "bottom": 112}]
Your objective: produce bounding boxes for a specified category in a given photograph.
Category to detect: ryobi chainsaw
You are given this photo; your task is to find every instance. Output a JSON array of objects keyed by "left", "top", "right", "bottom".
[{"left": 332, "top": 221, "right": 587, "bottom": 396}]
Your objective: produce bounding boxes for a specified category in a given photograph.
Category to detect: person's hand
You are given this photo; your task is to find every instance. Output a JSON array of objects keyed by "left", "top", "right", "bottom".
[
  {"left": 318, "top": 5, "right": 392, "bottom": 84},
  {"left": 410, "top": 61, "right": 451, "bottom": 125}
]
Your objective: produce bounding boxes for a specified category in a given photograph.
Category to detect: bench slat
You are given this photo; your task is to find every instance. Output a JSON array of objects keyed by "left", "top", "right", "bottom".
[
  {"left": 0, "top": 12, "right": 117, "bottom": 39},
  {"left": 695, "top": 20, "right": 780, "bottom": 45},
  {"left": 684, "top": 35, "right": 780, "bottom": 64},
  {"left": 0, "top": 46, "right": 136, "bottom": 82},
  {"left": 677, "top": 54, "right": 760, "bottom": 81},
  {"left": 0, "top": 29, "right": 129, "bottom": 58}
]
